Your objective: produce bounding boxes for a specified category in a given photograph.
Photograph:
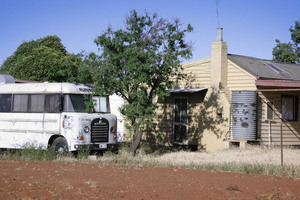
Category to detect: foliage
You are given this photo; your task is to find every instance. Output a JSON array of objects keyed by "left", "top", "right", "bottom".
[
  {"left": 0, "top": 35, "right": 84, "bottom": 82},
  {"left": 83, "top": 94, "right": 96, "bottom": 113},
  {"left": 76, "top": 148, "right": 92, "bottom": 159},
  {"left": 89, "top": 10, "right": 193, "bottom": 154},
  {"left": 272, "top": 20, "right": 300, "bottom": 64},
  {"left": 77, "top": 52, "right": 97, "bottom": 84}
]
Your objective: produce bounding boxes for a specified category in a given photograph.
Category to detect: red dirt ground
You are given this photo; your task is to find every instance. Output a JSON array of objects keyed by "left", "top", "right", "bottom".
[{"left": 0, "top": 160, "right": 299, "bottom": 200}]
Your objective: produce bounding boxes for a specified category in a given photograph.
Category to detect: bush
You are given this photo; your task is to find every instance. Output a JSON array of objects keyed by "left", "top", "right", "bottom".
[{"left": 0, "top": 147, "right": 56, "bottom": 161}]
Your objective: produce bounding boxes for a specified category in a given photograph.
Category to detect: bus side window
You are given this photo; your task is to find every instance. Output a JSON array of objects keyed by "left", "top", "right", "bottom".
[
  {"left": 45, "top": 94, "right": 62, "bottom": 113},
  {"left": 0, "top": 94, "right": 12, "bottom": 112},
  {"left": 29, "top": 94, "right": 45, "bottom": 113},
  {"left": 63, "top": 95, "right": 74, "bottom": 112},
  {"left": 13, "top": 94, "right": 29, "bottom": 112}
]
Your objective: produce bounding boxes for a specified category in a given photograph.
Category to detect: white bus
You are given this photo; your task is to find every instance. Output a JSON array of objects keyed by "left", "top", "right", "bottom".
[{"left": 0, "top": 75, "right": 119, "bottom": 154}]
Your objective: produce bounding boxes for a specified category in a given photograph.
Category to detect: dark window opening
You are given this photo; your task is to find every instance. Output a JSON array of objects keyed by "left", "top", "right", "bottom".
[
  {"left": 0, "top": 94, "right": 12, "bottom": 112},
  {"left": 173, "top": 98, "right": 189, "bottom": 144},
  {"left": 282, "top": 96, "right": 298, "bottom": 121},
  {"left": 45, "top": 94, "right": 62, "bottom": 113}
]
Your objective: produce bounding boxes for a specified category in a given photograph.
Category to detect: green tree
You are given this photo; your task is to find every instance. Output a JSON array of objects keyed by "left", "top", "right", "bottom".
[
  {"left": 90, "top": 10, "right": 193, "bottom": 154},
  {"left": 272, "top": 20, "right": 300, "bottom": 64},
  {"left": 0, "top": 35, "right": 83, "bottom": 82},
  {"left": 78, "top": 52, "right": 98, "bottom": 84}
]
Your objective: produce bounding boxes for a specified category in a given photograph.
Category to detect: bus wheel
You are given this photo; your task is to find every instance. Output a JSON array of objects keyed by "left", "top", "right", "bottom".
[{"left": 51, "top": 137, "right": 68, "bottom": 155}]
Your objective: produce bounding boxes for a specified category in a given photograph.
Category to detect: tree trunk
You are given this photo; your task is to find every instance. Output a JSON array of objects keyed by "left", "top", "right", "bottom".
[{"left": 129, "top": 125, "right": 143, "bottom": 155}]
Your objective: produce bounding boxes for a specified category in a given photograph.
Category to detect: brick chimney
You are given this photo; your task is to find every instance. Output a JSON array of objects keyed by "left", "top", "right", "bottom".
[{"left": 211, "top": 28, "right": 228, "bottom": 87}]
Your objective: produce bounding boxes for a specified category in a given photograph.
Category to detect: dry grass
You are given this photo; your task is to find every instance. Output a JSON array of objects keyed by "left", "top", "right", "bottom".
[
  {"left": 2, "top": 146, "right": 300, "bottom": 177},
  {"left": 91, "top": 146, "right": 300, "bottom": 177},
  {"left": 152, "top": 146, "right": 300, "bottom": 166}
]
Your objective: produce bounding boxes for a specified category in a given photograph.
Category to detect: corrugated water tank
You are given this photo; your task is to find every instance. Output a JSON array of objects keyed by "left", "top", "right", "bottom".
[{"left": 231, "top": 91, "right": 257, "bottom": 140}]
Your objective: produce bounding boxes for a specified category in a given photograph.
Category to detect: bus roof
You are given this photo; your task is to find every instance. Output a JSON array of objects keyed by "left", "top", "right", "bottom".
[{"left": 0, "top": 82, "right": 94, "bottom": 94}]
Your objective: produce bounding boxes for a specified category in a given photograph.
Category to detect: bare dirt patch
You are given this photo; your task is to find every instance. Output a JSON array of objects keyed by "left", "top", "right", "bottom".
[{"left": 0, "top": 160, "right": 299, "bottom": 200}]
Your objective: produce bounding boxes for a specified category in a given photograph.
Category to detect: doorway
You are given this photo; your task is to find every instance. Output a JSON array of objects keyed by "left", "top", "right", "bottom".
[{"left": 173, "top": 97, "right": 189, "bottom": 144}]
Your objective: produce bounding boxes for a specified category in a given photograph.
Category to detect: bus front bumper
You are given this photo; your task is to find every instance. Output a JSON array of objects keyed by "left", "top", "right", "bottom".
[{"left": 74, "top": 143, "right": 119, "bottom": 151}]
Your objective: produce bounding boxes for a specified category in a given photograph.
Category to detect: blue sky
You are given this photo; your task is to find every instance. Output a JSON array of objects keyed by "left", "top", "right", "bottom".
[{"left": 1, "top": 0, "right": 299, "bottom": 66}]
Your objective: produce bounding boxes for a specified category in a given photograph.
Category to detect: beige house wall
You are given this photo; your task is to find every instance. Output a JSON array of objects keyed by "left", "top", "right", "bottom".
[
  {"left": 199, "top": 88, "right": 230, "bottom": 152},
  {"left": 227, "top": 60, "right": 256, "bottom": 91},
  {"left": 173, "top": 58, "right": 212, "bottom": 88},
  {"left": 148, "top": 53, "right": 260, "bottom": 151},
  {"left": 258, "top": 91, "right": 300, "bottom": 146},
  {"left": 175, "top": 57, "right": 231, "bottom": 151}
]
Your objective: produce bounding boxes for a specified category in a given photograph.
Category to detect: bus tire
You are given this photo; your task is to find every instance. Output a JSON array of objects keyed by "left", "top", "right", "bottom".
[{"left": 51, "top": 137, "right": 68, "bottom": 155}]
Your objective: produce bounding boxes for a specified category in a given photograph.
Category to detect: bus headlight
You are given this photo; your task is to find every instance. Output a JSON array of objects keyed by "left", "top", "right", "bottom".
[
  {"left": 83, "top": 126, "right": 89, "bottom": 133},
  {"left": 63, "top": 116, "right": 73, "bottom": 129}
]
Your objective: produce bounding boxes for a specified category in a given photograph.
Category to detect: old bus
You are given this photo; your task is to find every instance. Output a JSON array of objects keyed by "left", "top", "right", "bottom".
[{"left": 0, "top": 75, "right": 119, "bottom": 153}]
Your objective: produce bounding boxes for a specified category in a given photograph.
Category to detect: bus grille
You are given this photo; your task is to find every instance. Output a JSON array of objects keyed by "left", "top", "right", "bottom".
[{"left": 91, "top": 118, "right": 109, "bottom": 142}]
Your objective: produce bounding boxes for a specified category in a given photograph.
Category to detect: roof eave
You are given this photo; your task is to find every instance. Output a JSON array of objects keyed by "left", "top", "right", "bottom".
[
  {"left": 167, "top": 88, "right": 208, "bottom": 94},
  {"left": 255, "top": 79, "right": 300, "bottom": 87}
]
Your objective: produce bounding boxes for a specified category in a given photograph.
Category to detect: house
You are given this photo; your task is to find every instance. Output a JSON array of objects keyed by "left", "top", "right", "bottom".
[
  {"left": 146, "top": 28, "right": 300, "bottom": 152},
  {"left": 110, "top": 94, "right": 124, "bottom": 142}
]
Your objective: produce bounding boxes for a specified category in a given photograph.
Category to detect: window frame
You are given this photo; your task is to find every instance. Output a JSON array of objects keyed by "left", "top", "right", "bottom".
[{"left": 266, "top": 100, "right": 275, "bottom": 121}]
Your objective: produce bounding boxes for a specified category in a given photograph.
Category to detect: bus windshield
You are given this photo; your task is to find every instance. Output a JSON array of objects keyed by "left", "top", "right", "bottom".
[{"left": 63, "top": 94, "right": 110, "bottom": 113}]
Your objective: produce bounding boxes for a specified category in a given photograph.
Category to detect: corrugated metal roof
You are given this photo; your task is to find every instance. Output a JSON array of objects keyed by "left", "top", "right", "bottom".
[
  {"left": 228, "top": 54, "right": 300, "bottom": 81},
  {"left": 0, "top": 82, "right": 93, "bottom": 94},
  {"left": 167, "top": 88, "right": 207, "bottom": 93}
]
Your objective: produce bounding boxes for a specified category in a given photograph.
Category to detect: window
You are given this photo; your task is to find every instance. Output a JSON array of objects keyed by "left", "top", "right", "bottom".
[
  {"left": 266, "top": 101, "right": 274, "bottom": 120},
  {"left": 29, "top": 95, "right": 45, "bottom": 112},
  {"left": 13, "top": 94, "right": 29, "bottom": 112},
  {"left": 45, "top": 94, "right": 62, "bottom": 113},
  {"left": 0, "top": 94, "right": 12, "bottom": 112},
  {"left": 63, "top": 94, "right": 86, "bottom": 112},
  {"left": 93, "top": 96, "right": 110, "bottom": 113},
  {"left": 10, "top": 94, "right": 62, "bottom": 113},
  {"left": 282, "top": 96, "right": 298, "bottom": 121}
]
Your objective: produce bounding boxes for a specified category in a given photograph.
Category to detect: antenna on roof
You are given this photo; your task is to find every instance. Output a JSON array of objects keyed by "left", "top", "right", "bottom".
[{"left": 216, "top": 0, "right": 220, "bottom": 28}]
